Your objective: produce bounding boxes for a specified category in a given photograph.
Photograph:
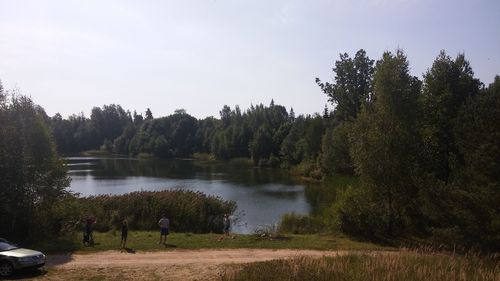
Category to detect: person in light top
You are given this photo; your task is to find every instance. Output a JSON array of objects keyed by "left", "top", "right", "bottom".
[
  {"left": 158, "top": 214, "right": 170, "bottom": 245},
  {"left": 218, "top": 213, "right": 235, "bottom": 241},
  {"left": 223, "top": 214, "right": 231, "bottom": 236}
]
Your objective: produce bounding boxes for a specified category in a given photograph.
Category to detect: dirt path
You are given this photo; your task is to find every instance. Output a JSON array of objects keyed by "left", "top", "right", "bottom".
[
  {"left": 47, "top": 249, "right": 353, "bottom": 267},
  {"left": 39, "top": 249, "right": 374, "bottom": 280}
]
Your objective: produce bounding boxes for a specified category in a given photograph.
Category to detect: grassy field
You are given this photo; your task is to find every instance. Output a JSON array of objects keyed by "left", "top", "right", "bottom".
[
  {"left": 219, "top": 253, "right": 500, "bottom": 281},
  {"left": 32, "top": 231, "right": 388, "bottom": 254}
]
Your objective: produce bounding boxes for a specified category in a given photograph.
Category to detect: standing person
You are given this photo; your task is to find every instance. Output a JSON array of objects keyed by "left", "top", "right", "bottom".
[
  {"left": 84, "top": 216, "right": 96, "bottom": 246},
  {"left": 158, "top": 214, "right": 170, "bottom": 245},
  {"left": 223, "top": 214, "right": 231, "bottom": 237},
  {"left": 218, "top": 214, "right": 234, "bottom": 241},
  {"left": 120, "top": 220, "right": 128, "bottom": 249}
]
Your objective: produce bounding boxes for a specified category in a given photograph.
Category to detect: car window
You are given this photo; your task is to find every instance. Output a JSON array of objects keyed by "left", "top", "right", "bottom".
[{"left": 0, "top": 242, "right": 17, "bottom": 252}]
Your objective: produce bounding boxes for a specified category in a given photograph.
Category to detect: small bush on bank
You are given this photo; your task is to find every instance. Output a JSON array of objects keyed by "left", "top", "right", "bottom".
[{"left": 327, "top": 185, "right": 388, "bottom": 239}]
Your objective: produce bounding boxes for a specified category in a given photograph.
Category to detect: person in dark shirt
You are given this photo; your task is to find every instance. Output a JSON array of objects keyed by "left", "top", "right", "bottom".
[
  {"left": 120, "top": 220, "right": 128, "bottom": 248},
  {"left": 83, "top": 216, "right": 96, "bottom": 246}
]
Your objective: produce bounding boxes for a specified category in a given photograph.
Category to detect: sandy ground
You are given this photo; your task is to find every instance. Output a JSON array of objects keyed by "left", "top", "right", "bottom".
[{"left": 31, "top": 249, "right": 359, "bottom": 280}]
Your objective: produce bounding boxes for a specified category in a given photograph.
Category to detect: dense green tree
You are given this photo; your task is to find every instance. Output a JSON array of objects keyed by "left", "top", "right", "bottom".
[
  {"left": 321, "top": 122, "right": 353, "bottom": 175},
  {"left": 317, "top": 50, "right": 374, "bottom": 177},
  {"left": 71, "top": 113, "right": 95, "bottom": 151},
  {"left": 133, "top": 110, "right": 144, "bottom": 126},
  {"left": 128, "top": 111, "right": 198, "bottom": 158},
  {"left": 249, "top": 125, "right": 274, "bottom": 165},
  {"left": 280, "top": 116, "right": 307, "bottom": 166},
  {"left": 323, "top": 105, "right": 329, "bottom": 119},
  {"left": 304, "top": 115, "right": 324, "bottom": 160},
  {"left": 197, "top": 117, "right": 220, "bottom": 153},
  {"left": 349, "top": 50, "right": 421, "bottom": 236},
  {"left": 316, "top": 49, "right": 374, "bottom": 121},
  {"left": 145, "top": 108, "right": 153, "bottom": 120},
  {"left": 420, "top": 51, "right": 481, "bottom": 183},
  {"left": 417, "top": 75, "right": 500, "bottom": 249},
  {"left": 90, "top": 104, "right": 132, "bottom": 147},
  {"left": 113, "top": 124, "right": 137, "bottom": 154},
  {"left": 0, "top": 93, "right": 70, "bottom": 241},
  {"left": 220, "top": 105, "right": 232, "bottom": 128},
  {"left": 169, "top": 110, "right": 198, "bottom": 157}
]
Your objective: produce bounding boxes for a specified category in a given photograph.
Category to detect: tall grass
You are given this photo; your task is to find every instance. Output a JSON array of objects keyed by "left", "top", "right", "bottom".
[
  {"left": 69, "top": 190, "right": 236, "bottom": 233},
  {"left": 220, "top": 251, "right": 500, "bottom": 281}
]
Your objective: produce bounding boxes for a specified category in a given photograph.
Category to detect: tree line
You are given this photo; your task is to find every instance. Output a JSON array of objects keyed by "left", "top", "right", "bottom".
[{"left": 48, "top": 97, "right": 329, "bottom": 178}]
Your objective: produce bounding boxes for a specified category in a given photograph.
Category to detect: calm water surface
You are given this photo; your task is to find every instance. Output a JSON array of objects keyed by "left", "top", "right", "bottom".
[{"left": 67, "top": 157, "right": 311, "bottom": 233}]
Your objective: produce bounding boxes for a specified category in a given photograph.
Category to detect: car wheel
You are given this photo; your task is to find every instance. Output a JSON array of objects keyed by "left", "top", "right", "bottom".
[{"left": 0, "top": 261, "right": 14, "bottom": 277}]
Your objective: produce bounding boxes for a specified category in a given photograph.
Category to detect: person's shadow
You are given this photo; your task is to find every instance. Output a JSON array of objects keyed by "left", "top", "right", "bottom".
[
  {"left": 164, "top": 243, "right": 177, "bottom": 248},
  {"left": 122, "top": 247, "right": 136, "bottom": 254}
]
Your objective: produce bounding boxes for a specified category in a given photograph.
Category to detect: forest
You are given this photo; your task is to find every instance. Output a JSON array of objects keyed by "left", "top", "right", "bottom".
[{"left": 1, "top": 49, "right": 499, "bottom": 251}]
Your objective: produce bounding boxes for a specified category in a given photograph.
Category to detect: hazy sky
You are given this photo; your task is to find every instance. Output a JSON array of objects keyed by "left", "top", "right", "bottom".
[{"left": 1, "top": 0, "right": 499, "bottom": 119}]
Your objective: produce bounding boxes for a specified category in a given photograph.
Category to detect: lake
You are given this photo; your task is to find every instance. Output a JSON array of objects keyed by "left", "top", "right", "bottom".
[{"left": 66, "top": 157, "right": 312, "bottom": 233}]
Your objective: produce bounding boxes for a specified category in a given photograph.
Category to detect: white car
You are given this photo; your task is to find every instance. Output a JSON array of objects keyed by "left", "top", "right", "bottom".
[{"left": 0, "top": 239, "right": 46, "bottom": 277}]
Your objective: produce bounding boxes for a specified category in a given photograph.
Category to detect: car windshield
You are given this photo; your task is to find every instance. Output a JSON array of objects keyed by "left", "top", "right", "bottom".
[{"left": 0, "top": 242, "right": 18, "bottom": 252}]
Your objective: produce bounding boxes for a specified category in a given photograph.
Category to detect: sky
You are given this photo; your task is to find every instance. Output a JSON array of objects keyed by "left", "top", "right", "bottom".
[{"left": 0, "top": 0, "right": 499, "bottom": 119}]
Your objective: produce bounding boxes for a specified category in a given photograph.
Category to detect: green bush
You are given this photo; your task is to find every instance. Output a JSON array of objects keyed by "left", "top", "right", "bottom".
[{"left": 328, "top": 185, "right": 388, "bottom": 239}]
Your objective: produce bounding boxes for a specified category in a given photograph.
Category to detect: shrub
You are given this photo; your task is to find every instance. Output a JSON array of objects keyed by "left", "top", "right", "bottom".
[{"left": 328, "top": 185, "right": 388, "bottom": 239}]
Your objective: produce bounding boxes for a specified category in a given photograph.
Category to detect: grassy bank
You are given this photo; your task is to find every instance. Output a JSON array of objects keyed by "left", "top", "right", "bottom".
[
  {"left": 219, "top": 253, "right": 500, "bottom": 281},
  {"left": 33, "top": 231, "right": 387, "bottom": 254}
]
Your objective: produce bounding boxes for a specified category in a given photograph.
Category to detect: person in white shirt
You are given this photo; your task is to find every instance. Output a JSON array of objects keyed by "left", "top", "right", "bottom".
[{"left": 158, "top": 215, "right": 170, "bottom": 245}]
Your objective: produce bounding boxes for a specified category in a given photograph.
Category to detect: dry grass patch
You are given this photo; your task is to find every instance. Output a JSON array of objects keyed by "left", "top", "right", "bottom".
[{"left": 219, "top": 251, "right": 500, "bottom": 281}]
